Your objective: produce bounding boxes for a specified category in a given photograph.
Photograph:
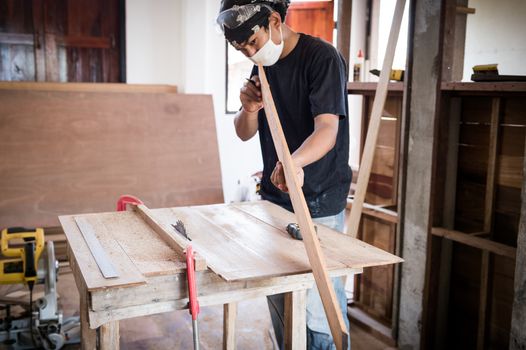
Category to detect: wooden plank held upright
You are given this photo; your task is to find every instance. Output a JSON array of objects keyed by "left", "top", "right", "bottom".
[
  {"left": 258, "top": 65, "right": 349, "bottom": 350},
  {"left": 346, "top": 0, "right": 406, "bottom": 238}
]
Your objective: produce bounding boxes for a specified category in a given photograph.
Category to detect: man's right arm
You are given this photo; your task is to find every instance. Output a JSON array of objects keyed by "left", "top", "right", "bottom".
[
  {"left": 234, "top": 108, "right": 260, "bottom": 141},
  {"left": 234, "top": 75, "right": 263, "bottom": 141}
]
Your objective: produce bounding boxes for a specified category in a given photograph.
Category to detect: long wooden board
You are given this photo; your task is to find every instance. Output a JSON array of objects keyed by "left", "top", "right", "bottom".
[
  {"left": 0, "top": 90, "right": 223, "bottom": 228},
  {"left": 346, "top": 0, "right": 406, "bottom": 238},
  {"left": 0, "top": 81, "right": 178, "bottom": 93},
  {"left": 133, "top": 204, "right": 207, "bottom": 271},
  {"left": 258, "top": 65, "right": 348, "bottom": 350}
]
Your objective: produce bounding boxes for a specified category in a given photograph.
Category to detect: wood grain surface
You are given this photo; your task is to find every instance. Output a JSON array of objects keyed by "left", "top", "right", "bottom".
[
  {"left": 0, "top": 89, "right": 223, "bottom": 228},
  {"left": 258, "top": 64, "right": 348, "bottom": 350},
  {"left": 61, "top": 201, "right": 402, "bottom": 292}
]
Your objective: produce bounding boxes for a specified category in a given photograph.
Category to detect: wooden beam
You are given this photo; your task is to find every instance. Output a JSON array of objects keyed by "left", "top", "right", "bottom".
[
  {"left": 75, "top": 246, "right": 97, "bottom": 350},
  {"left": 0, "top": 32, "right": 34, "bottom": 45},
  {"left": 57, "top": 35, "right": 112, "bottom": 49},
  {"left": 347, "top": 82, "right": 404, "bottom": 95},
  {"left": 133, "top": 204, "right": 207, "bottom": 271},
  {"left": 258, "top": 65, "right": 348, "bottom": 350},
  {"left": 284, "top": 290, "right": 307, "bottom": 350},
  {"left": 442, "top": 0, "right": 469, "bottom": 81},
  {"left": 349, "top": 81, "right": 526, "bottom": 94},
  {"left": 32, "top": 0, "right": 46, "bottom": 82},
  {"left": 223, "top": 303, "right": 237, "bottom": 350},
  {"left": 346, "top": 198, "right": 398, "bottom": 224},
  {"left": 431, "top": 227, "right": 516, "bottom": 259},
  {"left": 88, "top": 268, "right": 362, "bottom": 328},
  {"left": 0, "top": 81, "right": 177, "bottom": 93},
  {"left": 89, "top": 266, "right": 362, "bottom": 313},
  {"left": 336, "top": 0, "right": 352, "bottom": 69},
  {"left": 510, "top": 134, "right": 526, "bottom": 349},
  {"left": 346, "top": 0, "right": 406, "bottom": 238},
  {"left": 44, "top": 33, "right": 59, "bottom": 81},
  {"left": 477, "top": 97, "right": 501, "bottom": 350},
  {"left": 456, "top": 6, "right": 476, "bottom": 14},
  {"left": 483, "top": 98, "right": 501, "bottom": 233},
  {"left": 397, "top": 0, "right": 444, "bottom": 347},
  {"left": 100, "top": 321, "right": 120, "bottom": 350},
  {"left": 434, "top": 97, "right": 461, "bottom": 349}
]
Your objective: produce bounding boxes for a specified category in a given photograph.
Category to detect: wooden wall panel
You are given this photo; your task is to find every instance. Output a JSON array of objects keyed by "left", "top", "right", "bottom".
[
  {"left": 0, "top": 0, "right": 36, "bottom": 81},
  {"left": 285, "top": 1, "right": 334, "bottom": 43},
  {"left": 0, "top": 0, "right": 122, "bottom": 82},
  {"left": 446, "top": 243, "right": 481, "bottom": 349},
  {"left": 363, "top": 97, "right": 401, "bottom": 206},
  {"left": 0, "top": 89, "right": 223, "bottom": 228},
  {"left": 442, "top": 95, "right": 524, "bottom": 349},
  {"left": 356, "top": 217, "right": 396, "bottom": 325},
  {"left": 488, "top": 255, "right": 515, "bottom": 349}
]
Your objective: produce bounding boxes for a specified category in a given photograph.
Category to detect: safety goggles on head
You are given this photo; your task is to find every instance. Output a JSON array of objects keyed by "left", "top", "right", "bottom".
[{"left": 216, "top": 3, "right": 273, "bottom": 32}]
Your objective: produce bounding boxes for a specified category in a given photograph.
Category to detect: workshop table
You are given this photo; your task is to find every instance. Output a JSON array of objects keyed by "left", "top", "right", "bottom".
[{"left": 60, "top": 201, "right": 402, "bottom": 349}]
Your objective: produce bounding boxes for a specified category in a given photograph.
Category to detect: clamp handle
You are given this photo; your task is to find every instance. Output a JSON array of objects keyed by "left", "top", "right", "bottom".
[
  {"left": 116, "top": 195, "right": 144, "bottom": 212},
  {"left": 186, "top": 245, "right": 200, "bottom": 320}
]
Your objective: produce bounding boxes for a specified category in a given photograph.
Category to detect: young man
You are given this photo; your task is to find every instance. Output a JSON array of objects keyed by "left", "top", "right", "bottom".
[{"left": 217, "top": 1, "right": 352, "bottom": 348}]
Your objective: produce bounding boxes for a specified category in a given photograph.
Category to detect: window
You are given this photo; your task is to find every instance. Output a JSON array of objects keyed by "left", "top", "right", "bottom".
[{"left": 225, "top": 42, "right": 254, "bottom": 114}]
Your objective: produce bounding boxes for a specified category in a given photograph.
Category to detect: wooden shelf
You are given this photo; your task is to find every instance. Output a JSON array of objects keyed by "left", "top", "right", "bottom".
[
  {"left": 441, "top": 81, "right": 526, "bottom": 92},
  {"left": 346, "top": 198, "right": 398, "bottom": 224},
  {"left": 347, "top": 82, "right": 403, "bottom": 95},
  {"left": 348, "top": 81, "right": 526, "bottom": 95},
  {"left": 431, "top": 227, "right": 517, "bottom": 259}
]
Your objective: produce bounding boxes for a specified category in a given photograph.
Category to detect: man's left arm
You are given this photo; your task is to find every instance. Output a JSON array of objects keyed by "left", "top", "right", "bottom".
[{"left": 270, "top": 113, "right": 339, "bottom": 192}]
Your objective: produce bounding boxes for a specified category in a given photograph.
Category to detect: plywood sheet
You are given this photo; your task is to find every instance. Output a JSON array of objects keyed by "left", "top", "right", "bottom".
[
  {"left": 59, "top": 214, "right": 147, "bottom": 291},
  {"left": 233, "top": 201, "right": 403, "bottom": 270},
  {"left": 61, "top": 201, "right": 402, "bottom": 290},
  {"left": 158, "top": 205, "right": 344, "bottom": 281},
  {"left": 94, "top": 211, "right": 187, "bottom": 277},
  {"left": 0, "top": 89, "right": 223, "bottom": 228}
]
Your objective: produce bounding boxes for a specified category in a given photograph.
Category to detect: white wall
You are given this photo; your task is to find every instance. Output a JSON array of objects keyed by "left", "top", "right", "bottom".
[
  {"left": 126, "top": 0, "right": 263, "bottom": 204},
  {"left": 377, "top": 0, "right": 409, "bottom": 71},
  {"left": 126, "top": 0, "right": 183, "bottom": 85},
  {"left": 463, "top": 0, "right": 526, "bottom": 81},
  {"left": 347, "top": 0, "right": 368, "bottom": 170}
]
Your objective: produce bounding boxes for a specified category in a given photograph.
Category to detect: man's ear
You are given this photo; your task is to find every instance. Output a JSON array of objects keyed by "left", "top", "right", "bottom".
[{"left": 268, "top": 12, "right": 282, "bottom": 30}]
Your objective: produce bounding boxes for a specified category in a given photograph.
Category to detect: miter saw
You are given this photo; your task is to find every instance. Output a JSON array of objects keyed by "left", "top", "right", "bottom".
[{"left": 0, "top": 227, "right": 80, "bottom": 349}]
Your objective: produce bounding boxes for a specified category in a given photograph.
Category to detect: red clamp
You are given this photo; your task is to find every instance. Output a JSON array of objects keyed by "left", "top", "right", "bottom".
[
  {"left": 186, "top": 245, "right": 200, "bottom": 320},
  {"left": 116, "top": 195, "right": 144, "bottom": 212}
]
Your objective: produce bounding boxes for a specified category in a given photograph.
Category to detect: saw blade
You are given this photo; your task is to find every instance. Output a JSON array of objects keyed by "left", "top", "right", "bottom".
[{"left": 172, "top": 220, "right": 191, "bottom": 241}]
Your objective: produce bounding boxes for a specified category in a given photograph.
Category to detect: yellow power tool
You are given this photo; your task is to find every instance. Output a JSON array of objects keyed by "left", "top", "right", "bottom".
[{"left": 0, "top": 227, "right": 44, "bottom": 286}]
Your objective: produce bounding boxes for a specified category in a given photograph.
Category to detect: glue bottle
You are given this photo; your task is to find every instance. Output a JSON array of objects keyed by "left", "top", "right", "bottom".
[{"left": 353, "top": 49, "right": 364, "bottom": 82}]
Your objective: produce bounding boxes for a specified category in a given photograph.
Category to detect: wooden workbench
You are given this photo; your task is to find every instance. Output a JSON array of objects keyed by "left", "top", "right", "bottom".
[{"left": 60, "top": 201, "right": 402, "bottom": 349}]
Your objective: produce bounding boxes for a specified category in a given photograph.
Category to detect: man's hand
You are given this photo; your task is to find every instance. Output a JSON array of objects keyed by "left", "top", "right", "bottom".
[
  {"left": 240, "top": 75, "right": 263, "bottom": 113},
  {"left": 234, "top": 75, "right": 263, "bottom": 141},
  {"left": 270, "top": 161, "right": 304, "bottom": 193}
]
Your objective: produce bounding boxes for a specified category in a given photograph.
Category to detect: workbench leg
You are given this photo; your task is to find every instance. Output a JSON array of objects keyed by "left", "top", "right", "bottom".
[
  {"left": 80, "top": 290, "right": 97, "bottom": 350},
  {"left": 100, "top": 321, "right": 120, "bottom": 350},
  {"left": 284, "top": 289, "right": 307, "bottom": 350},
  {"left": 223, "top": 302, "right": 237, "bottom": 350}
]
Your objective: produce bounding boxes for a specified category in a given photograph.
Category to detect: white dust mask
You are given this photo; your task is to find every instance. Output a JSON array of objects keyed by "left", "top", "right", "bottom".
[{"left": 249, "top": 25, "right": 284, "bottom": 66}]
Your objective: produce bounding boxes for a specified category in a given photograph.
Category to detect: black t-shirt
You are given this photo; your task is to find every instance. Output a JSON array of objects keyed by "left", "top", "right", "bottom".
[{"left": 251, "top": 33, "right": 352, "bottom": 218}]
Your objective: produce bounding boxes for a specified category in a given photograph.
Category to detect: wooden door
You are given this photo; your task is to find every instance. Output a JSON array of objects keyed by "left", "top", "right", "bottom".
[
  {"left": 0, "top": 1, "right": 37, "bottom": 80},
  {"left": 286, "top": 1, "right": 334, "bottom": 43},
  {"left": 0, "top": 0, "right": 123, "bottom": 82}
]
